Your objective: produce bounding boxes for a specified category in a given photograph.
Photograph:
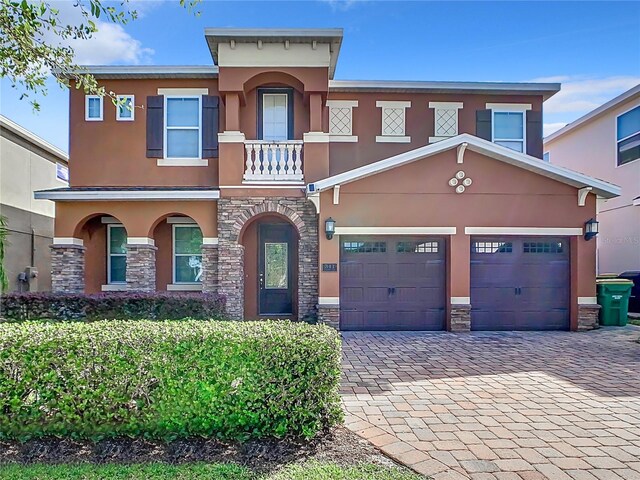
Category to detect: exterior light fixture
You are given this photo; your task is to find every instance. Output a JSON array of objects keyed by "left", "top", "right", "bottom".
[
  {"left": 584, "top": 218, "right": 599, "bottom": 241},
  {"left": 325, "top": 217, "right": 336, "bottom": 240}
]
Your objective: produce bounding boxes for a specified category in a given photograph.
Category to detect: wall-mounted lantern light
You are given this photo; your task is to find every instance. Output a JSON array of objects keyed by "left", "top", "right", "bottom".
[
  {"left": 325, "top": 217, "right": 336, "bottom": 240},
  {"left": 584, "top": 218, "right": 599, "bottom": 241}
]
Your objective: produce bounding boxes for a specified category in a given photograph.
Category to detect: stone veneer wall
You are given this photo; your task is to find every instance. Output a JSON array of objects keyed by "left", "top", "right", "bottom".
[
  {"left": 126, "top": 245, "right": 156, "bottom": 292},
  {"left": 450, "top": 305, "right": 471, "bottom": 332},
  {"left": 51, "top": 245, "right": 85, "bottom": 293},
  {"left": 577, "top": 304, "right": 601, "bottom": 331},
  {"left": 217, "top": 197, "right": 318, "bottom": 321},
  {"left": 317, "top": 305, "right": 340, "bottom": 329},
  {"left": 201, "top": 244, "right": 219, "bottom": 294}
]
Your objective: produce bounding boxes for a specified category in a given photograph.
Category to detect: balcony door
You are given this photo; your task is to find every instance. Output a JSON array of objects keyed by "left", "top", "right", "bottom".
[{"left": 258, "top": 88, "right": 294, "bottom": 141}]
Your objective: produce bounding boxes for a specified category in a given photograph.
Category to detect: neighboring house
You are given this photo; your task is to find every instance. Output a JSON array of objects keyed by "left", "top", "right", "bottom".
[
  {"left": 0, "top": 115, "right": 69, "bottom": 291},
  {"left": 36, "top": 28, "right": 620, "bottom": 332},
  {"left": 544, "top": 85, "right": 640, "bottom": 275}
]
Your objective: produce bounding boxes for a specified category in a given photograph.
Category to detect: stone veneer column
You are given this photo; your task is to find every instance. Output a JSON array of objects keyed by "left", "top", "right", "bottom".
[
  {"left": 217, "top": 197, "right": 319, "bottom": 321},
  {"left": 450, "top": 304, "right": 471, "bottom": 332},
  {"left": 317, "top": 305, "right": 340, "bottom": 329},
  {"left": 51, "top": 244, "right": 85, "bottom": 293},
  {"left": 577, "top": 304, "right": 600, "bottom": 331},
  {"left": 201, "top": 244, "right": 219, "bottom": 294},
  {"left": 126, "top": 244, "right": 156, "bottom": 292}
]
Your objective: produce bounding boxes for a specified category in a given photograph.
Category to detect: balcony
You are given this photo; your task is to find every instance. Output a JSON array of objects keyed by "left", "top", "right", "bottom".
[{"left": 243, "top": 140, "right": 304, "bottom": 183}]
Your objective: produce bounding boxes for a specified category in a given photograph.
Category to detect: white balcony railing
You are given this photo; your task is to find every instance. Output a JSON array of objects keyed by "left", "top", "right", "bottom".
[{"left": 243, "top": 140, "right": 304, "bottom": 182}]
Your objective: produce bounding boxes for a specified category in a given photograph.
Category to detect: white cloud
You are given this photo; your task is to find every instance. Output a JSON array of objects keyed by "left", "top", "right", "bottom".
[
  {"left": 533, "top": 75, "right": 640, "bottom": 115},
  {"left": 320, "top": 0, "right": 361, "bottom": 12},
  {"left": 543, "top": 122, "right": 567, "bottom": 137}
]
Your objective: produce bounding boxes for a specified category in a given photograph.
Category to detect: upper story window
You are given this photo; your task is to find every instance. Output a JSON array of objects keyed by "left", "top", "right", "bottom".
[
  {"left": 56, "top": 163, "right": 69, "bottom": 182},
  {"left": 543, "top": 152, "right": 550, "bottom": 162},
  {"left": 617, "top": 105, "right": 640, "bottom": 166},
  {"left": 258, "top": 88, "right": 293, "bottom": 141},
  {"left": 487, "top": 103, "right": 532, "bottom": 153},
  {"left": 429, "top": 102, "right": 463, "bottom": 143},
  {"left": 85, "top": 95, "right": 103, "bottom": 121},
  {"left": 327, "top": 100, "right": 358, "bottom": 142},
  {"left": 376, "top": 101, "right": 411, "bottom": 143},
  {"left": 173, "top": 224, "right": 203, "bottom": 284},
  {"left": 107, "top": 224, "right": 127, "bottom": 284},
  {"left": 165, "top": 96, "right": 201, "bottom": 159},
  {"left": 116, "top": 95, "right": 134, "bottom": 121}
]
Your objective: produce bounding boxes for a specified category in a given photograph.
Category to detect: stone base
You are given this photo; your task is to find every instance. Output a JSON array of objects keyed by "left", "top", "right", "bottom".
[
  {"left": 201, "top": 244, "right": 219, "bottom": 294},
  {"left": 318, "top": 305, "right": 340, "bottom": 330},
  {"left": 126, "top": 245, "right": 157, "bottom": 292},
  {"left": 51, "top": 245, "right": 85, "bottom": 293},
  {"left": 450, "top": 305, "right": 471, "bottom": 332},
  {"left": 577, "top": 304, "right": 601, "bottom": 331}
]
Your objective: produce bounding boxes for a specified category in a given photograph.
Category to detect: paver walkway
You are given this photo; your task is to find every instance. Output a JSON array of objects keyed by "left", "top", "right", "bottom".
[{"left": 341, "top": 327, "right": 640, "bottom": 479}]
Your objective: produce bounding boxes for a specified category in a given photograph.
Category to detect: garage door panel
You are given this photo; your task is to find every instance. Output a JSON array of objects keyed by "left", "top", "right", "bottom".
[
  {"left": 364, "top": 263, "right": 390, "bottom": 279},
  {"left": 366, "top": 287, "right": 391, "bottom": 302},
  {"left": 340, "top": 310, "right": 364, "bottom": 331},
  {"left": 342, "top": 287, "right": 364, "bottom": 303},
  {"left": 471, "top": 237, "right": 570, "bottom": 331},
  {"left": 341, "top": 262, "right": 363, "bottom": 280}
]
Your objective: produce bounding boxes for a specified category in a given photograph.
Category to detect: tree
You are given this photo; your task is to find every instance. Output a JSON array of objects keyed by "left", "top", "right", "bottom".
[
  {"left": 0, "top": 215, "right": 9, "bottom": 292},
  {"left": 0, "top": 0, "right": 200, "bottom": 110}
]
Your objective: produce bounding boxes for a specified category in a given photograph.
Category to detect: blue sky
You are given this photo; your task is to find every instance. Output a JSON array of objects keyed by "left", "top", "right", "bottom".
[{"left": 1, "top": 0, "right": 639, "bottom": 151}]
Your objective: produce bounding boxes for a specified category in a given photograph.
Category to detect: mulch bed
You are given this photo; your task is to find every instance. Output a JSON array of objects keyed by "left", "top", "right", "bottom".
[{"left": 0, "top": 427, "right": 399, "bottom": 474}]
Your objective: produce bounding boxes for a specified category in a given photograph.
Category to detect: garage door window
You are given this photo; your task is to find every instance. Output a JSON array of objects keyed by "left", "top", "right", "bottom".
[
  {"left": 397, "top": 241, "right": 439, "bottom": 253},
  {"left": 523, "top": 241, "right": 563, "bottom": 253},
  {"left": 472, "top": 241, "right": 513, "bottom": 253},
  {"left": 343, "top": 241, "right": 386, "bottom": 253}
]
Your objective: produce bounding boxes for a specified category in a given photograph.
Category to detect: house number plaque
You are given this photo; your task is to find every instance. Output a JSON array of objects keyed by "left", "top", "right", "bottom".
[{"left": 322, "top": 263, "right": 338, "bottom": 272}]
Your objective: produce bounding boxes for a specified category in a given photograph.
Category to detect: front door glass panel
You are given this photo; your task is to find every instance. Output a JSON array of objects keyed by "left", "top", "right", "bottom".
[{"left": 264, "top": 242, "right": 288, "bottom": 289}]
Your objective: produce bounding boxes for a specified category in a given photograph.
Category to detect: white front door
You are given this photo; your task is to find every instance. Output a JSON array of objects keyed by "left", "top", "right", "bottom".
[{"left": 262, "top": 93, "right": 288, "bottom": 141}]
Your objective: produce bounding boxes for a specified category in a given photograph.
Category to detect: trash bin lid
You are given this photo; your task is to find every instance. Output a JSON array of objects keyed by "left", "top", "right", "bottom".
[{"left": 596, "top": 278, "right": 634, "bottom": 284}]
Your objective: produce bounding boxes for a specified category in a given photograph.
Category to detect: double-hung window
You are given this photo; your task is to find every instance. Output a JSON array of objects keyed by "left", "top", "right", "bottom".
[
  {"left": 258, "top": 89, "right": 293, "bottom": 141},
  {"left": 165, "top": 96, "right": 201, "bottom": 159},
  {"left": 173, "top": 225, "right": 203, "bottom": 284},
  {"left": 616, "top": 105, "right": 640, "bottom": 166},
  {"left": 492, "top": 111, "right": 525, "bottom": 152},
  {"left": 107, "top": 225, "right": 127, "bottom": 284}
]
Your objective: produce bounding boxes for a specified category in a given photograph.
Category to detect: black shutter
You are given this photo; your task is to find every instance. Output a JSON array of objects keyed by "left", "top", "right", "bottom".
[
  {"left": 146, "top": 95, "right": 164, "bottom": 158},
  {"left": 202, "top": 95, "right": 220, "bottom": 158},
  {"left": 476, "top": 109, "right": 492, "bottom": 141},
  {"left": 526, "top": 110, "right": 543, "bottom": 158}
]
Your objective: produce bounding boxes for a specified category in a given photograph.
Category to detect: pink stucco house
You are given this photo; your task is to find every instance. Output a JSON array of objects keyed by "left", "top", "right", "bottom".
[{"left": 544, "top": 84, "right": 640, "bottom": 274}]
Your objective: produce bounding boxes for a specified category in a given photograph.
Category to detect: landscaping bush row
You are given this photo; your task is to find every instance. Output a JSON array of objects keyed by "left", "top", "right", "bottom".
[
  {"left": 0, "top": 292, "right": 225, "bottom": 321},
  {"left": 0, "top": 320, "right": 343, "bottom": 441}
]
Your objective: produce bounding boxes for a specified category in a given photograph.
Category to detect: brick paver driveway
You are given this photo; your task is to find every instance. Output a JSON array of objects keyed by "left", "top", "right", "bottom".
[{"left": 341, "top": 327, "right": 640, "bottom": 480}]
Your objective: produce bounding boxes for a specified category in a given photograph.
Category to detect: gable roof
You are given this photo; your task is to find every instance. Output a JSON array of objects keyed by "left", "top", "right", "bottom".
[
  {"left": 0, "top": 115, "right": 68, "bottom": 163},
  {"left": 307, "top": 134, "right": 620, "bottom": 198},
  {"left": 545, "top": 84, "right": 640, "bottom": 143}
]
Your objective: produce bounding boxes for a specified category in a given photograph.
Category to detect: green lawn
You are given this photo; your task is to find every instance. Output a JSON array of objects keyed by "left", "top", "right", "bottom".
[
  {"left": 0, "top": 461, "right": 422, "bottom": 480},
  {"left": 628, "top": 317, "right": 640, "bottom": 326}
]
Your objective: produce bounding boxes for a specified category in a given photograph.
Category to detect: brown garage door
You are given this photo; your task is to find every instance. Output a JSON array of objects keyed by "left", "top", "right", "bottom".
[
  {"left": 470, "top": 237, "right": 570, "bottom": 331},
  {"left": 340, "top": 236, "right": 446, "bottom": 331}
]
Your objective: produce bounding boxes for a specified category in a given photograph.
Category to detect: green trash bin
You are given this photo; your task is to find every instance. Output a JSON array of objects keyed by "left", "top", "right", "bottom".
[{"left": 596, "top": 279, "right": 633, "bottom": 326}]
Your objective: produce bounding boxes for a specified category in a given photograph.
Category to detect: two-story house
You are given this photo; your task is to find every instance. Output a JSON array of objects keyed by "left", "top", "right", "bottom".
[
  {"left": 36, "top": 28, "right": 621, "bottom": 332},
  {"left": 544, "top": 84, "right": 639, "bottom": 275}
]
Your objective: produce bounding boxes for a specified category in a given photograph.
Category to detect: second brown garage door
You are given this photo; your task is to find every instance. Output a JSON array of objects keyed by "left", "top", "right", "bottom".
[{"left": 340, "top": 236, "right": 446, "bottom": 331}]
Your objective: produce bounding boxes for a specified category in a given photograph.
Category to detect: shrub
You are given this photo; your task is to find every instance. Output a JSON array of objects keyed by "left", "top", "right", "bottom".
[
  {"left": 0, "top": 292, "right": 225, "bottom": 322},
  {"left": 0, "top": 320, "right": 343, "bottom": 441}
]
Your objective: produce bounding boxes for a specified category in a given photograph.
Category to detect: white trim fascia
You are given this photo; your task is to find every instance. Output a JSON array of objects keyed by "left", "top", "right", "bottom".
[
  {"left": 318, "top": 297, "right": 340, "bottom": 306},
  {"left": 85, "top": 95, "right": 103, "bottom": 121},
  {"left": 303, "top": 132, "right": 330, "bottom": 143},
  {"left": 101, "top": 284, "right": 128, "bottom": 292},
  {"left": 167, "top": 217, "right": 197, "bottom": 224},
  {"left": 35, "top": 190, "right": 220, "bottom": 201},
  {"left": 59, "top": 66, "right": 218, "bottom": 79},
  {"left": 330, "top": 135, "right": 358, "bottom": 142},
  {"left": 157, "top": 88, "right": 209, "bottom": 95},
  {"left": 326, "top": 100, "right": 358, "bottom": 108},
  {"left": 101, "top": 216, "right": 120, "bottom": 224},
  {"left": 429, "top": 136, "right": 451, "bottom": 143},
  {"left": 429, "top": 101, "right": 464, "bottom": 110},
  {"left": 464, "top": 227, "right": 583, "bottom": 236},
  {"left": 451, "top": 296, "right": 471, "bottom": 305},
  {"left": 53, "top": 237, "right": 84, "bottom": 246},
  {"left": 545, "top": 85, "right": 640, "bottom": 143},
  {"left": 634, "top": 197, "right": 640, "bottom": 206},
  {"left": 127, "top": 237, "right": 155, "bottom": 246},
  {"left": 203, "top": 237, "right": 219, "bottom": 245},
  {"left": 335, "top": 226, "right": 457, "bottom": 235},
  {"left": 486, "top": 103, "right": 532, "bottom": 111},
  {"left": 218, "top": 131, "right": 246, "bottom": 143},
  {"left": 116, "top": 94, "right": 135, "bottom": 121},
  {"left": 0, "top": 115, "right": 68, "bottom": 162},
  {"left": 376, "top": 100, "right": 411, "bottom": 108},
  {"left": 167, "top": 283, "right": 203, "bottom": 291},
  {"left": 306, "top": 134, "right": 621, "bottom": 198},
  {"left": 376, "top": 135, "right": 411, "bottom": 143},
  {"left": 158, "top": 158, "right": 208, "bottom": 167},
  {"left": 578, "top": 296, "right": 598, "bottom": 305},
  {"left": 220, "top": 185, "right": 305, "bottom": 189}
]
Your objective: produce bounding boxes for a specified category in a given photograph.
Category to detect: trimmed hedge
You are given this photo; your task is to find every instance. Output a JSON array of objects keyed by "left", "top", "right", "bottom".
[
  {"left": 0, "top": 292, "right": 225, "bottom": 321},
  {"left": 0, "top": 320, "right": 343, "bottom": 441}
]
